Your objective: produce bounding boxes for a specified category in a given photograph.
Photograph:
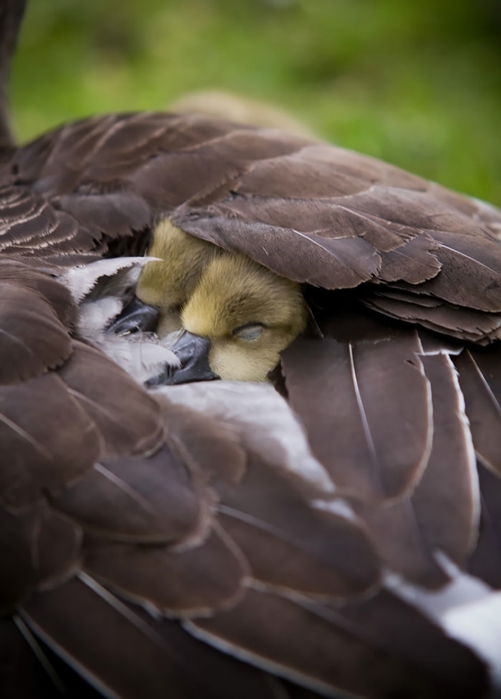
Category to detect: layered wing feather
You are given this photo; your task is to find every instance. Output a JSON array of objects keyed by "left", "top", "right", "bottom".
[
  {"left": 2, "top": 112, "right": 501, "bottom": 697},
  {"left": 282, "top": 331, "right": 432, "bottom": 504}
]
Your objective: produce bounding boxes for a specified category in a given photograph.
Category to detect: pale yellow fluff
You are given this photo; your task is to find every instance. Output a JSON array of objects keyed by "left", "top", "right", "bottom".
[{"left": 137, "top": 219, "right": 308, "bottom": 381}]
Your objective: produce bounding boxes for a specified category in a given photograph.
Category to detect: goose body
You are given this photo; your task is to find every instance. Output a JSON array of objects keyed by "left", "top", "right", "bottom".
[{"left": 2, "top": 3, "right": 501, "bottom": 698}]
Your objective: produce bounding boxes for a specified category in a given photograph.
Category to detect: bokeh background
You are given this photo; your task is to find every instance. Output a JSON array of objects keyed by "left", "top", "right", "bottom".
[{"left": 11, "top": 0, "right": 501, "bottom": 204}]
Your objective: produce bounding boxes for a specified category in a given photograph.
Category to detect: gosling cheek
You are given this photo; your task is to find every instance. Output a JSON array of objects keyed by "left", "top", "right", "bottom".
[
  {"left": 208, "top": 344, "right": 238, "bottom": 381},
  {"left": 209, "top": 343, "right": 279, "bottom": 382}
]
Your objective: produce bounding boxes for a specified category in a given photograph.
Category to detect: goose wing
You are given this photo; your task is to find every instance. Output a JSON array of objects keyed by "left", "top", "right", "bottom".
[
  {"left": 1, "top": 117, "right": 501, "bottom": 697},
  {"left": 6, "top": 111, "right": 501, "bottom": 340}
]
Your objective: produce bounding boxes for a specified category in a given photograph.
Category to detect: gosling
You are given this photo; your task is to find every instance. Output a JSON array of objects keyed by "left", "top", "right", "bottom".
[{"left": 116, "top": 219, "right": 308, "bottom": 383}]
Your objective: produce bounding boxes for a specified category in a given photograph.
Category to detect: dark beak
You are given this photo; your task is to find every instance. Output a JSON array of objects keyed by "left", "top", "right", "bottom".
[
  {"left": 147, "top": 331, "right": 220, "bottom": 385},
  {"left": 108, "top": 296, "right": 160, "bottom": 335}
]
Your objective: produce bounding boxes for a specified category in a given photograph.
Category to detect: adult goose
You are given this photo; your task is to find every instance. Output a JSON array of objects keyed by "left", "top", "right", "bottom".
[{"left": 1, "top": 1, "right": 501, "bottom": 698}]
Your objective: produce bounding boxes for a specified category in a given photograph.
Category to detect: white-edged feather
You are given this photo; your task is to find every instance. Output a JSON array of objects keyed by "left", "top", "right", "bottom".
[
  {"left": 71, "top": 258, "right": 179, "bottom": 384},
  {"left": 78, "top": 297, "right": 124, "bottom": 336},
  {"left": 313, "top": 498, "right": 357, "bottom": 523},
  {"left": 61, "top": 257, "right": 160, "bottom": 303},
  {"left": 98, "top": 336, "right": 180, "bottom": 384},
  {"left": 155, "top": 381, "right": 336, "bottom": 494},
  {"left": 385, "top": 554, "right": 501, "bottom": 685}
]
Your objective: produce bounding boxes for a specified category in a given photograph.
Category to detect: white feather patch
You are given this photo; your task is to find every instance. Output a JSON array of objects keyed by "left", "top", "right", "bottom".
[
  {"left": 443, "top": 594, "right": 501, "bottom": 684},
  {"left": 155, "top": 381, "right": 336, "bottom": 494},
  {"left": 313, "top": 498, "right": 357, "bottom": 522},
  {"left": 99, "top": 336, "right": 180, "bottom": 384},
  {"left": 71, "top": 258, "right": 179, "bottom": 384},
  {"left": 385, "top": 554, "right": 501, "bottom": 685},
  {"left": 78, "top": 297, "right": 124, "bottom": 336},
  {"left": 61, "top": 257, "right": 159, "bottom": 302}
]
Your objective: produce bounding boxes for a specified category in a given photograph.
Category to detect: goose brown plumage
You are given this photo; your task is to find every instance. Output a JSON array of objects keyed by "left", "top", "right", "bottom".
[{"left": 2, "top": 2, "right": 501, "bottom": 698}]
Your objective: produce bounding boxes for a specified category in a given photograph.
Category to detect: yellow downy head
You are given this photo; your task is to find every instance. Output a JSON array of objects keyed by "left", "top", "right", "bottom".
[
  {"left": 137, "top": 220, "right": 308, "bottom": 381},
  {"left": 136, "top": 219, "right": 221, "bottom": 335}
]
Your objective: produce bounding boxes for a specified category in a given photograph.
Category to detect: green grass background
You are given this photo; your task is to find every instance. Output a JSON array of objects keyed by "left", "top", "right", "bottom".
[{"left": 11, "top": 0, "right": 501, "bottom": 205}]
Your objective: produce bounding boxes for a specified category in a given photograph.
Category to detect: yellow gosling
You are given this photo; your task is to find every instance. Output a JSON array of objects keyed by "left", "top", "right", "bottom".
[
  {"left": 136, "top": 219, "right": 221, "bottom": 335},
  {"left": 182, "top": 252, "right": 308, "bottom": 381}
]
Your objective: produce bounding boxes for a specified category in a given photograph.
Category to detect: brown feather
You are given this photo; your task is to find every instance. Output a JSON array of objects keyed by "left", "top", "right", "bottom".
[
  {"left": 0, "top": 62, "right": 500, "bottom": 697},
  {"left": 57, "top": 341, "right": 164, "bottom": 458},
  {"left": 0, "top": 280, "right": 71, "bottom": 384},
  {"left": 0, "top": 616, "right": 81, "bottom": 698},
  {"left": 0, "top": 501, "right": 80, "bottom": 611},
  {"left": 468, "top": 462, "right": 501, "bottom": 588},
  {"left": 333, "top": 589, "right": 489, "bottom": 697},
  {"left": 21, "top": 576, "right": 213, "bottom": 699},
  {"left": 160, "top": 399, "right": 247, "bottom": 488},
  {"left": 412, "top": 353, "right": 478, "bottom": 567},
  {"left": 455, "top": 346, "right": 501, "bottom": 474},
  {"left": 128, "top": 604, "right": 296, "bottom": 699},
  {"left": 0, "top": 372, "right": 100, "bottom": 509},
  {"left": 189, "top": 587, "right": 488, "bottom": 699},
  {"left": 83, "top": 525, "right": 247, "bottom": 616},
  {"left": 218, "top": 454, "right": 379, "bottom": 598},
  {"left": 355, "top": 499, "right": 450, "bottom": 588},
  {"left": 366, "top": 295, "right": 501, "bottom": 342},
  {"left": 0, "top": 185, "right": 96, "bottom": 261},
  {"left": 353, "top": 350, "right": 478, "bottom": 588},
  {"left": 282, "top": 332, "right": 431, "bottom": 503},
  {"left": 52, "top": 445, "right": 206, "bottom": 545}
]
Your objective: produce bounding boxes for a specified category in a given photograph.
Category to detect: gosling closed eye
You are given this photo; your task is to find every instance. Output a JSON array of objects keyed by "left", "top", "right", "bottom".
[{"left": 232, "top": 323, "right": 265, "bottom": 341}]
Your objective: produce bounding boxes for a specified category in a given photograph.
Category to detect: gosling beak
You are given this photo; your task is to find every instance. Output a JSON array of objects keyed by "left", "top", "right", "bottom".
[
  {"left": 108, "top": 297, "right": 160, "bottom": 335},
  {"left": 147, "top": 331, "right": 220, "bottom": 385}
]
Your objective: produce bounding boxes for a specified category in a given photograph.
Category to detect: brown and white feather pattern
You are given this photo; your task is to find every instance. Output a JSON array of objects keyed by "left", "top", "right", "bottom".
[{"left": 1, "top": 111, "right": 501, "bottom": 698}]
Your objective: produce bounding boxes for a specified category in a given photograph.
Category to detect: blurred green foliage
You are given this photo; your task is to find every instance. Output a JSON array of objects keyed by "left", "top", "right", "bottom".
[{"left": 11, "top": 0, "right": 501, "bottom": 204}]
